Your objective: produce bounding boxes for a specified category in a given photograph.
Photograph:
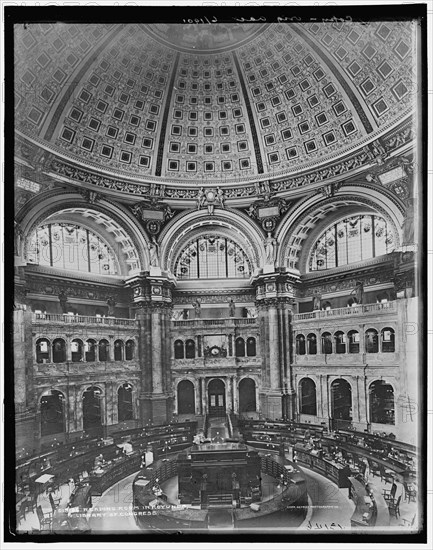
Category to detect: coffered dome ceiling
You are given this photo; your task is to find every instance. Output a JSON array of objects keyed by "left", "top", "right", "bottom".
[{"left": 15, "top": 20, "right": 416, "bottom": 188}]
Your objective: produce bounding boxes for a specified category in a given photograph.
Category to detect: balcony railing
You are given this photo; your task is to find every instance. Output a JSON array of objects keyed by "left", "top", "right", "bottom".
[
  {"left": 293, "top": 301, "right": 396, "bottom": 321},
  {"left": 33, "top": 313, "right": 136, "bottom": 327},
  {"left": 173, "top": 317, "right": 257, "bottom": 328}
]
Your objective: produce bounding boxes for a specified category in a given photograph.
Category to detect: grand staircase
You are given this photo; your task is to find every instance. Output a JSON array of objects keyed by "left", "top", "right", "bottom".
[{"left": 202, "top": 492, "right": 233, "bottom": 509}]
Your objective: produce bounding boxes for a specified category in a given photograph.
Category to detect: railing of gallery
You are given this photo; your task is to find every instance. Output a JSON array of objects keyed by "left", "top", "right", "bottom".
[
  {"left": 293, "top": 301, "right": 396, "bottom": 321},
  {"left": 33, "top": 313, "right": 136, "bottom": 327},
  {"left": 173, "top": 318, "right": 257, "bottom": 328}
]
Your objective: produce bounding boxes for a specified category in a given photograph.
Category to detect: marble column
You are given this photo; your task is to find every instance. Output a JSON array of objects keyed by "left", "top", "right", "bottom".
[
  {"left": 284, "top": 303, "right": 296, "bottom": 420},
  {"left": 321, "top": 376, "right": 330, "bottom": 422},
  {"left": 136, "top": 305, "right": 152, "bottom": 424},
  {"left": 258, "top": 304, "right": 269, "bottom": 387},
  {"left": 268, "top": 304, "right": 280, "bottom": 390},
  {"left": 195, "top": 379, "right": 201, "bottom": 415},
  {"left": 173, "top": 380, "right": 178, "bottom": 415},
  {"left": 357, "top": 375, "right": 368, "bottom": 424},
  {"left": 76, "top": 386, "right": 84, "bottom": 432},
  {"left": 162, "top": 307, "right": 172, "bottom": 395},
  {"left": 151, "top": 307, "right": 163, "bottom": 394},
  {"left": 359, "top": 323, "right": 366, "bottom": 357},
  {"left": 65, "top": 334, "right": 72, "bottom": 362},
  {"left": 14, "top": 307, "right": 28, "bottom": 407},
  {"left": 226, "top": 377, "right": 232, "bottom": 414},
  {"left": 352, "top": 376, "right": 361, "bottom": 423},
  {"left": 201, "top": 378, "right": 207, "bottom": 415},
  {"left": 67, "top": 385, "right": 77, "bottom": 433},
  {"left": 277, "top": 304, "right": 286, "bottom": 389},
  {"left": 255, "top": 381, "right": 260, "bottom": 413},
  {"left": 231, "top": 377, "right": 236, "bottom": 412}
]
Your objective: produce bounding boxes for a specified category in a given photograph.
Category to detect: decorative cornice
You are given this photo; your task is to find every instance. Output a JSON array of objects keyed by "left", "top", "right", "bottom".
[
  {"left": 173, "top": 291, "right": 255, "bottom": 305},
  {"left": 302, "top": 255, "right": 395, "bottom": 282},
  {"left": 16, "top": 114, "right": 414, "bottom": 201},
  {"left": 25, "top": 264, "right": 125, "bottom": 286}
]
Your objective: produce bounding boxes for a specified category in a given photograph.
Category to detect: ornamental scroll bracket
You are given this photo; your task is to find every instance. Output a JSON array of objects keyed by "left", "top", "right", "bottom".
[
  {"left": 81, "top": 189, "right": 102, "bottom": 204},
  {"left": 246, "top": 196, "right": 290, "bottom": 233},
  {"left": 364, "top": 155, "right": 414, "bottom": 201},
  {"left": 130, "top": 198, "right": 175, "bottom": 236},
  {"left": 196, "top": 187, "right": 225, "bottom": 215},
  {"left": 318, "top": 182, "right": 343, "bottom": 199}
]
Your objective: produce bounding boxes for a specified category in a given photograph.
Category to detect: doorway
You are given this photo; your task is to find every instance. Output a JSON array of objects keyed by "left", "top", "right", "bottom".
[
  {"left": 239, "top": 378, "right": 256, "bottom": 414},
  {"left": 330, "top": 378, "right": 352, "bottom": 430},
  {"left": 178, "top": 380, "right": 195, "bottom": 415},
  {"left": 83, "top": 386, "right": 103, "bottom": 434},
  {"left": 208, "top": 379, "right": 225, "bottom": 416}
]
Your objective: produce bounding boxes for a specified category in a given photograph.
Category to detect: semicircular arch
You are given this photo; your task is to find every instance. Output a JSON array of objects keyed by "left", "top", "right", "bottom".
[
  {"left": 159, "top": 207, "right": 266, "bottom": 273},
  {"left": 18, "top": 190, "right": 151, "bottom": 275},
  {"left": 276, "top": 188, "right": 404, "bottom": 273}
]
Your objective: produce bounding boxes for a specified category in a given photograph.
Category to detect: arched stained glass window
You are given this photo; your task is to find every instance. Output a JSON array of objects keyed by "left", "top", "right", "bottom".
[
  {"left": 175, "top": 235, "right": 251, "bottom": 280},
  {"left": 309, "top": 215, "right": 395, "bottom": 271},
  {"left": 27, "top": 223, "right": 118, "bottom": 275}
]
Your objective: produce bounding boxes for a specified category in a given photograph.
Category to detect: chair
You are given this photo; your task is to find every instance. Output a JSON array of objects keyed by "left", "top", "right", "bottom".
[
  {"left": 48, "top": 492, "right": 61, "bottom": 513},
  {"left": 16, "top": 505, "right": 26, "bottom": 526},
  {"left": 400, "top": 514, "right": 416, "bottom": 527},
  {"left": 369, "top": 460, "right": 381, "bottom": 478},
  {"left": 388, "top": 495, "right": 401, "bottom": 518},
  {"left": 36, "top": 505, "right": 52, "bottom": 531},
  {"left": 22, "top": 494, "right": 37, "bottom": 517},
  {"left": 383, "top": 482, "right": 397, "bottom": 503},
  {"left": 403, "top": 481, "right": 417, "bottom": 503},
  {"left": 380, "top": 466, "right": 394, "bottom": 484}
]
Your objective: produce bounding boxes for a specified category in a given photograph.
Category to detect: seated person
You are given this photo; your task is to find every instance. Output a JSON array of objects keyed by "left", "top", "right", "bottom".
[
  {"left": 94, "top": 453, "right": 104, "bottom": 469},
  {"left": 152, "top": 479, "right": 162, "bottom": 496}
]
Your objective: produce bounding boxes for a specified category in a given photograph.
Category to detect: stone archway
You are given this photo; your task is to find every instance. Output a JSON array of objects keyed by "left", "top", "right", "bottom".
[
  {"left": 208, "top": 379, "right": 226, "bottom": 416},
  {"left": 82, "top": 385, "right": 103, "bottom": 435},
  {"left": 177, "top": 380, "right": 195, "bottom": 415},
  {"left": 330, "top": 378, "right": 352, "bottom": 430},
  {"left": 239, "top": 378, "right": 256, "bottom": 414}
]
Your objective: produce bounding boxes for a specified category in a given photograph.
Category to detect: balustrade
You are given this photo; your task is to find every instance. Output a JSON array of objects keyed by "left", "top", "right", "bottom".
[
  {"left": 34, "top": 313, "right": 136, "bottom": 327},
  {"left": 173, "top": 317, "right": 257, "bottom": 328},
  {"left": 293, "top": 301, "right": 396, "bottom": 321}
]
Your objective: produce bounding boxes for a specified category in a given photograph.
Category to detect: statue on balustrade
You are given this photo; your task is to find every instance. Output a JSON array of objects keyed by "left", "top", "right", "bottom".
[
  {"left": 312, "top": 291, "right": 321, "bottom": 311},
  {"left": 351, "top": 281, "right": 364, "bottom": 305},
  {"left": 192, "top": 298, "right": 201, "bottom": 318},
  {"left": 58, "top": 290, "right": 68, "bottom": 313},
  {"left": 106, "top": 296, "right": 116, "bottom": 317},
  {"left": 246, "top": 307, "right": 257, "bottom": 318},
  {"left": 228, "top": 298, "right": 236, "bottom": 317}
]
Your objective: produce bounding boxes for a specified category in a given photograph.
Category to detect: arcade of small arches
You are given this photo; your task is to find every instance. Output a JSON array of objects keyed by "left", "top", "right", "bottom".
[
  {"left": 173, "top": 336, "right": 257, "bottom": 359},
  {"left": 35, "top": 338, "right": 136, "bottom": 363},
  {"left": 39, "top": 383, "right": 135, "bottom": 437},
  {"left": 174, "top": 377, "right": 258, "bottom": 416},
  {"left": 298, "top": 377, "right": 396, "bottom": 426},
  {"left": 295, "top": 327, "right": 396, "bottom": 356}
]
